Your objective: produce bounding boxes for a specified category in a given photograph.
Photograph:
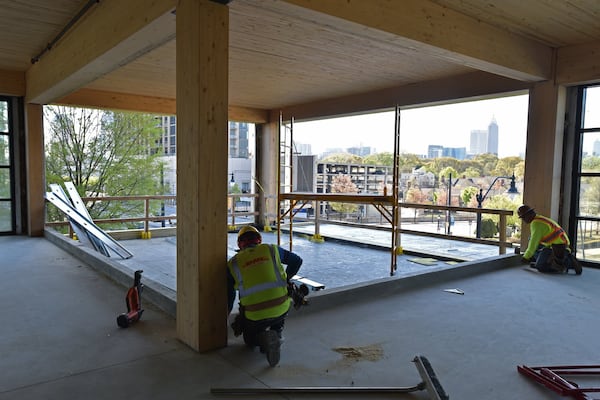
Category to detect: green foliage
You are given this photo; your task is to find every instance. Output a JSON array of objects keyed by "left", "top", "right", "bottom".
[
  {"left": 485, "top": 195, "right": 522, "bottom": 228},
  {"left": 462, "top": 166, "right": 481, "bottom": 178},
  {"left": 321, "top": 153, "right": 364, "bottom": 164},
  {"left": 492, "top": 156, "right": 522, "bottom": 177},
  {"left": 45, "top": 106, "right": 164, "bottom": 222},
  {"left": 439, "top": 167, "right": 459, "bottom": 183},
  {"left": 480, "top": 218, "right": 498, "bottom": 238},
  {"left": 582, "top": 155, "right": 600, "bottom": 171},
  {"left": 228, "top": 183, "right": 242, "bottom": 194},
  {"left": 461, "top": 186, "right": 479, "bottom": 206},
  {"left": 363, "top": 152, "right": 393, "bottom": 166},
  {"left": 471, "top": 153, "right": 499, "bottom": 176}
]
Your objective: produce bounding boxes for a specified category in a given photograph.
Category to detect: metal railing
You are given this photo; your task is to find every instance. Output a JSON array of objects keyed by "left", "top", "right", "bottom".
[
  {"left": 46, "top": 193, "right": 259, "bottom": 237},
  {"left": 46, "top": 194, "right": 516, "bottom": 255}
]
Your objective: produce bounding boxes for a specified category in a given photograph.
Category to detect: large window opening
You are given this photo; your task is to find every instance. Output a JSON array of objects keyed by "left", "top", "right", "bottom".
[
  {"left": 573, "top": 85, "right": 600, "bottom": 264},
  {"left": 0, "top": 98, "right": 14, "bottom": 234}
]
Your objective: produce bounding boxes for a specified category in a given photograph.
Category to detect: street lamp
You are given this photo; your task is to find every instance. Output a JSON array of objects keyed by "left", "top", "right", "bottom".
[{"left": 475, "top": 174, "right": 518, "bottom": 238}]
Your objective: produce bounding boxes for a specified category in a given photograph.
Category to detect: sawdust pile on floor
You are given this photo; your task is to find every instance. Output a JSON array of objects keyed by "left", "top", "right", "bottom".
[{"left": 333, "top": 344, "right": 384, "bottom": 363}]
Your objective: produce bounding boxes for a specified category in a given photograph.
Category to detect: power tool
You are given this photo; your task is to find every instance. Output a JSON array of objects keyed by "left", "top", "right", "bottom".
[{"left": 117, "top": 270, "right": 144, "bottom": 328}]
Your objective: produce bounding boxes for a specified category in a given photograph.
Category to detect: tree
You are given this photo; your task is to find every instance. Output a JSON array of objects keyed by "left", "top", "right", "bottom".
[
  {"left": 329, "top": 174, "right": 359, "bottom": 216},
  {"left": 363, "top": 152, "right": 393, "bottom": 166},
  {"left": 472, "top": 153, "right": 499, "bottom": 176},
  {"left": 321, "top": 152, "right": 363, "bottom": 164},
  {"left": 461, "top": 186, "right": 479, "bottom": 206},
  {"left": 45, "top": 106, "right": 164, "bottom": 223},
  {"left": 493, "top": 156, "right": 522, "bottom": 177}
]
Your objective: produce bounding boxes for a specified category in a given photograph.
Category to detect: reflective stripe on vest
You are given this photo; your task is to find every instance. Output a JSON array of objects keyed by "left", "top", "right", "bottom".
[
  {"left": 229, "top": 244, "right": 287, "bottom": 298},
  {"left": 535, "top": 215, "right": 568, "bottom": 245}
]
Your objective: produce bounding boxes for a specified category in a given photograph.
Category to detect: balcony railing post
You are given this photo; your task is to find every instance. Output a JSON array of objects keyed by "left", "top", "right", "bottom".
[
  {"left": 499, "top": 214, "right": 507, "bottom": 255},
  {"left": 144, "top": 197, "right": 150, "bottom": 234}
]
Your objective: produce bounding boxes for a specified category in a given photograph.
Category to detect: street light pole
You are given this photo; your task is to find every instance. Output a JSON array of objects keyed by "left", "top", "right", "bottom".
[{"left": 475, "top": 173, "right": 518, "bottom": 238}]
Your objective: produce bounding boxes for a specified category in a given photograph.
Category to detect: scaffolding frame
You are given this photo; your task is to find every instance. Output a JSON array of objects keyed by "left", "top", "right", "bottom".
[{"left": 277, "top": 107, "right": 402, "bottom": 275}]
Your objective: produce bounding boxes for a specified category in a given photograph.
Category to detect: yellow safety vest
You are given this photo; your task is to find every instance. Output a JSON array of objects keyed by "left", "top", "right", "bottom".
[
  {"left": 534, "top": 215, "right": 570, "bottom": 247},
  {"left": 228, "top": 244, "right": 290, "bottom": 321}
]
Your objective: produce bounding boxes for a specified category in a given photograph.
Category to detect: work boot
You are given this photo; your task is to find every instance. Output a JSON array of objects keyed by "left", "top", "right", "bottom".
[
  {"left": 569, "top": 255, "right": 583, "bottom": 275},
  {"left": 259, "top": 330, "right": 281, "bottom": 367}
]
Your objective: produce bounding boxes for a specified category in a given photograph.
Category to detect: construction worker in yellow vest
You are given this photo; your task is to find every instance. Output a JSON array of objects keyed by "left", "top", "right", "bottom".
[
  {"left": 227, "top": 225, "right": 302, "bottom": 367},
  {"left": 518, "top": 204, "right": 581, "bottom": 275}
]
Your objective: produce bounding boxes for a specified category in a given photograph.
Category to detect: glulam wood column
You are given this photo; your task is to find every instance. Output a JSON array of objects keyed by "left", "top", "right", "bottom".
[
  {"left": 25, "top": 103, "right": 45, "bottom": 236},
  {"left": 521, "top": 81, "right": 566, "bottom": 247},
  {"left": 255, "top": 122, "right": 279, "bottom": 228},
  {"left": 176, "top": 0, "right": 229, "bottom": 351}
]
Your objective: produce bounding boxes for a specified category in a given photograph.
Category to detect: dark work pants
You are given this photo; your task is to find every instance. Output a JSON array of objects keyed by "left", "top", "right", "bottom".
[
  {"left": 533, "top": 245, "right": 567, "bottom": 273},
  {"left": 241, "top": 312, "right": 287, "bottom": 347}
]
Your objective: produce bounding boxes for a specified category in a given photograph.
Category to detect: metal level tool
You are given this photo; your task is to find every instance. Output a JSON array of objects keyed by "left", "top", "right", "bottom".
[{"left": 212, "top": 355, "right": 448, "bottom": 399}]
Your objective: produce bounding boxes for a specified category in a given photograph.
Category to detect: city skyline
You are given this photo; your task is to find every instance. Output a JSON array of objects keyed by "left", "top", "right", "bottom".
[{"left": 294, "top": 94, "right": 529, "bottom": 159}]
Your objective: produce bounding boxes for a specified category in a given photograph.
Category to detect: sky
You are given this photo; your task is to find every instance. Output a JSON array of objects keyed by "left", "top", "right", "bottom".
[{"left": 293, "top": 94, "right": 530, "bottom": 158}]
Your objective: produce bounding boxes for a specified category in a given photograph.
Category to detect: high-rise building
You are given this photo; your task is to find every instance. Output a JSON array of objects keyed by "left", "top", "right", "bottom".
[
  {"left": 347, "top": 146, "right": 372, "bottom": 156},
  {"left": 593, "top": 139, "right": 600, "bottom": 156},
  {"left": 442, "top": 147, "right": 467, "bottom": 159},
  {"left": 229, "top": 121, "right": 249, "bottom": 158},
  {"left": 428, "top": 145, "right": 443, "bottom": 158},
  {"left": 487, "top": 117, "right": 499, "bottom": 156},
  {"left": 469, "top": 129, "right": 487, "bottom": 155},
  {"left": 156, "top": 116, "right": 177, "bottom": 155},
  {"left": 469, "top": 118, "right": 499, "bottom": 155}
]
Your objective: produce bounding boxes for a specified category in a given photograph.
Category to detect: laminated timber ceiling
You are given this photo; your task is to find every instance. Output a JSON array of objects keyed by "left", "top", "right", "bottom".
[{"left": 2, "top": 0, "right": 600, "bottom": 122}]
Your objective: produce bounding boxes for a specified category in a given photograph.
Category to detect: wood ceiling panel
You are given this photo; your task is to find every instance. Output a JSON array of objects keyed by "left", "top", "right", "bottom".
[
  {"left": 87, "top": 0, "right": 469, "bottom": 110},
  {"left": 0, "top": 0, "right": 88, "bottom": 70},
  {"left": 430, "top": 0, "right": 600, "bottom": 47}
]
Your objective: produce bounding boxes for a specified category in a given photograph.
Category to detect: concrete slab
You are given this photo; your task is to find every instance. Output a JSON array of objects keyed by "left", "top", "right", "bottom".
[{"left": 1, "top": 235, "right": 596, "bottom": 399}]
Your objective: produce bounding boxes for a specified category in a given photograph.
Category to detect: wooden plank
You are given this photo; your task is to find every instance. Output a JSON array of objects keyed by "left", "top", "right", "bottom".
[
  {"left": 26, "top": 0, "right": 177, "bottom": 104},
  {"left": 176, "top": 0, "right": 229, "bottom": 352},
  {"left": 281, "top": 0, "right": 552, "bottom": 81}
]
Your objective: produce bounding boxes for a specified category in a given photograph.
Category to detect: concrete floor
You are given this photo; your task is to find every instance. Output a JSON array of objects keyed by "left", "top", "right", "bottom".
[{"left": 1, "top": 235, "right": 598, "bottom": 399}]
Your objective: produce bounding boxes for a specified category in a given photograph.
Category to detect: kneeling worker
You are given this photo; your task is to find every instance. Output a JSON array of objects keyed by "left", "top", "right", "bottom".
[
  {"left": 518, "top": 204, "right": 581, "bottom": 274},
  {"left": 227, "top": 225, "right": 303, "bottom": 366}
]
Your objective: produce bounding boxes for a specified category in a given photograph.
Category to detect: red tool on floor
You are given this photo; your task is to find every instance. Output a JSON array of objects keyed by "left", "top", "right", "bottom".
[
  {"left": 117, "top": 270, "right": 144, "bottom": 328},
  {"left": 518, "top": 363, "right": 600, "bottom": 399}
]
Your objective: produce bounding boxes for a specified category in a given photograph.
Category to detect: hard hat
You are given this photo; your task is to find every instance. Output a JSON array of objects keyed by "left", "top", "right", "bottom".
[
  {"left": 517, "top": 204, "right": 535, "bottom": 218},
  {"left": 237, "top": 225, "right": 260, "bottom": 240}
]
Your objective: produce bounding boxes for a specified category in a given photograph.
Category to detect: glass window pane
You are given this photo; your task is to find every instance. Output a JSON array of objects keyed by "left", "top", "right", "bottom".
[
  {"left": 0, "top": 135, "right": 9, "bottom": 166},
  {"left": 0, "top": 101, "right": 7, "bottom": 133},
  {"left": 583, "top": 86, "right": 600, "bottom": 129},
  {"left": 0, "top": 168, "right": 10, "bottom": 198},
  {"left": 576, "top": 219, "right": 600, "bottom": 262},
  {"left": 581, "top": 131, "right": 600, "bottom": 171},
  {"left": 579, "top": 176, "right": 600, "bottom": 217},
  {"left": 0, "top": 201, "right": 11, "bottom": 232}
]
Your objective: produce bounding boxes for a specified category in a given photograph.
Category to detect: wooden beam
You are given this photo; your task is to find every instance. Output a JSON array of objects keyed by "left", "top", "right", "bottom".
[
  {"left": 0, "top": 69, "right": 25, "bottom": 96},
  {"left": 274, "top": 71, "right": 532, "bottom": 122},
  {"left": 556, "top": 41, "right": 600, "bottom": 85},
  {"left": 25, "top": 0, "right": 176, "bottom": 104},
  {"left": 56, "top": 88, "right": 268, "bottom": 122},
  {"left": 281, "top": 0, "right": 552, "bottom": 82},
  {"left": 176, "top": 0, "right": 229, "bottom": 352},
  {"left": 55, "top": 89, "right": 176, "bottom": 114}
]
